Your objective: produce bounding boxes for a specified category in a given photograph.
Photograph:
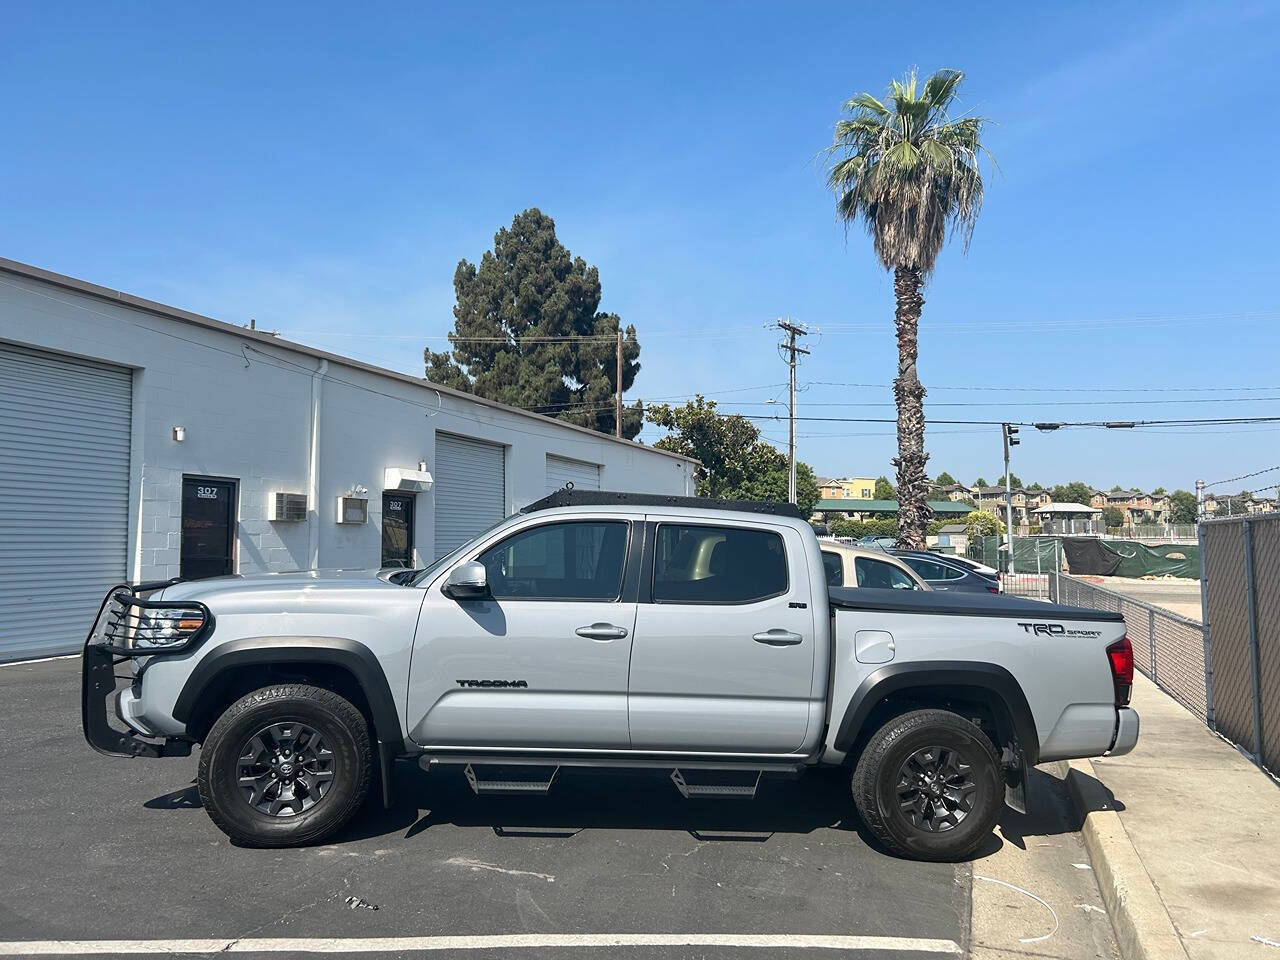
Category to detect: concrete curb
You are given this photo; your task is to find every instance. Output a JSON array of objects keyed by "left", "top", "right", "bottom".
[{"left": 1064, "top": 758, "right": 1189, "bottom": 960}]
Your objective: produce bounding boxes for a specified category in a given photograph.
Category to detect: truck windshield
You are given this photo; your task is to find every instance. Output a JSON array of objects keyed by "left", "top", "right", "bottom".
[{"left": 406, "top": 516, "right": 513, "bottom": 587}]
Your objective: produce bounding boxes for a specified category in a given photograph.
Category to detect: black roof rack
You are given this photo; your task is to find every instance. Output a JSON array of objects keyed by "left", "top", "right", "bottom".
[{"left": 521, "top": 487, "right": 806, "bottom": 520}]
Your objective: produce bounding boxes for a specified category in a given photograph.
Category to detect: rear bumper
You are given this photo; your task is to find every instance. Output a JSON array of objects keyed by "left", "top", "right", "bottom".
[{"left": 1107, "top": 707, "right": 1140, "bottom": 757}]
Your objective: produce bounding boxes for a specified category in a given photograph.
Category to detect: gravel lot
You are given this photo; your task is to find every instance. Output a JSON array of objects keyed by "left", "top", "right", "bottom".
[{"left": 0, "top": 657, "right": 1117, "bottom": 960}]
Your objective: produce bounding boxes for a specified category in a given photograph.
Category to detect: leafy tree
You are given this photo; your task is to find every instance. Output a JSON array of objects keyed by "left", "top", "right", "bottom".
[
  {"left": 1102, "top": 506, "right": 1125, "bottom": 528},
  {"left": 1049, "top": 481, "right": 1095, "bottom": 505},
  {"left": 1152, "top": 487, "right": 1167, "bottom": 495},
  {"left": 425, "top": 208, "right": 643, "bottom": 438},
  {"left": 646, "top": 397, "right": 821, "bottom": 516},
  {"left": 1110, "top": 484, "right": 1125, "bottom": 493},
  {"left": 873, "top": 476, "right": 897, "bottom": 500},
  {"left": 1169, "top": 489, "right": 1198, "bottom": 524},
  {"left": 974, "top": 477, "right": 988, "bottom": 487},
  {"left": 827, "top": 69, "right": 987, "bottom": 550},
  {"left": 963, "top": 510, "right": 1003, "bottom": 537},
  {"left": 1027, "top": 482, "right": 1044, "bottom": 492},
  {"left": 996, "top": 473, "right": 1023, "bottom": 488},
  {"left": 933, "top": 470, "right": 956, "bottom": 485}
]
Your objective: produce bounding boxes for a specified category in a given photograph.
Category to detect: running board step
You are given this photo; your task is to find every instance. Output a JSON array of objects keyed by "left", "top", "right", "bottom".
[
  {"left": 670, "top": 768, "right": 762, "bottom": 799},
  {"left": 464, "top": 763, "right": 559, "bottom": 796}
]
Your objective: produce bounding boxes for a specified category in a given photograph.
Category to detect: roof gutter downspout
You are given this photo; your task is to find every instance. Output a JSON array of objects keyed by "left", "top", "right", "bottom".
[{"left": 308, "top": 358, "right": 328, "bottom": 570}]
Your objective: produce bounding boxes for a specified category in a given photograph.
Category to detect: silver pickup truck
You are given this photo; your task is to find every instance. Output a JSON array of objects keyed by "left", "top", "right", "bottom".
[{"left": 83, "top": 490, "right": 1138, "bottom": 861}]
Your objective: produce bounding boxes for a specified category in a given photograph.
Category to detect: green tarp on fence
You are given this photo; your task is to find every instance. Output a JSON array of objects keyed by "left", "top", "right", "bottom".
[
  {"left": 967, "top": 536, "right": 1061, "bottom": 571},
  {"left": 967, "top": 535, "right": 1200, "bottom": 579}
]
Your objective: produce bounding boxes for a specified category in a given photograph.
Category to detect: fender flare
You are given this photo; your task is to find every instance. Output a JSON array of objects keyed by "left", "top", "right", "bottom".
[
  {"left": 833, "top": 661, "right": 1039, "bottom": 765},
  {"left": 171, "top": 636, "right": 403, "bottom": 744}
]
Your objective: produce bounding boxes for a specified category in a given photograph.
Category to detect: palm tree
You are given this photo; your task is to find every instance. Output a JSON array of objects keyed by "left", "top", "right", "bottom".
[{"left": 826, "top": 69, "right": 987, "bottom": 549}]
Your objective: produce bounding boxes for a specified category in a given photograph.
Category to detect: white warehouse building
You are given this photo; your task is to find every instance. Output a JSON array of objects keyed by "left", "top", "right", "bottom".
[{"left": 0, "top": 257, "right": 696, "bottom": 662}]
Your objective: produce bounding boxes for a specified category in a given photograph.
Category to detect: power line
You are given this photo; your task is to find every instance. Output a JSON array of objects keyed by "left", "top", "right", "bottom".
[
  {"left": 1204, "top": 464, "right": 1280, "bottom": 489},
  {"left": 810, "top": 380, "right": 1280, "bottom": 394}
]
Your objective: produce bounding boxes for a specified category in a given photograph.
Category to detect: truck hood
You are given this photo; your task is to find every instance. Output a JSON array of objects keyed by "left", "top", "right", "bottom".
[{"left": 155, "top": 569, "right": 407, "bottom": 607}]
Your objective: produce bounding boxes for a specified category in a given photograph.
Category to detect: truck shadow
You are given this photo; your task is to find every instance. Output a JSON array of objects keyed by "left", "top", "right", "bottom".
[{"left": 340, "top": 762, "right": 873, "bottom": 847}]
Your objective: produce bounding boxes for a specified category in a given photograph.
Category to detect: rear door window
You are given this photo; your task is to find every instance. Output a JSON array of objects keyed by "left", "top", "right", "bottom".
[{"left": 653, "top": 524, "right": 788, "bottom": 604}]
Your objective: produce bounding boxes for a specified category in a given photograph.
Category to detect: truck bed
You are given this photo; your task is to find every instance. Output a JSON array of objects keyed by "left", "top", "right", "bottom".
[{"left": 828, "top": 586, "right": 1125, "bottom": 622}]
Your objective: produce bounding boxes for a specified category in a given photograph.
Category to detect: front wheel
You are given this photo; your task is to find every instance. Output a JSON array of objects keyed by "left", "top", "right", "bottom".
[
  {"left": 851, "top": 708, "right": 1002, "bottom": 861},
  {"left": 197, "top": 684, "right": 372, "bottom": 847}
]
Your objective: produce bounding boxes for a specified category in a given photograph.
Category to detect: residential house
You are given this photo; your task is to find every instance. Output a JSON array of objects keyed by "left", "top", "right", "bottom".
[
  {"left": 931, "top": 482, "right": 975, "bottom": 503},
  {"left": 817, "top": 476, "right": 877, "bottom": 500},
  {"left": 1091, "top": 489, "right": 1167, "bottom": 525}
]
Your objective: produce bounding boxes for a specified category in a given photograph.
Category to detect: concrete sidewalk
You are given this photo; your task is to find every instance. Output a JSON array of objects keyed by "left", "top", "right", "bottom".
[{"left": 1069, "top": 673, "right": 1280, "bottom": 959}]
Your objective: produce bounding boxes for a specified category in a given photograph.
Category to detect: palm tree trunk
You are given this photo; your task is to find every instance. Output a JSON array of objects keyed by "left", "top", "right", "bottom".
[{"left": 892, "top": 266, "right": 930, "bottom": 549}]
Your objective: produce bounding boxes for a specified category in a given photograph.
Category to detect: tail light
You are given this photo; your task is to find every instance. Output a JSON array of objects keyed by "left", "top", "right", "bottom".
[{"left": 1106, "top": 636, "right": 1133, "bottom": 706}]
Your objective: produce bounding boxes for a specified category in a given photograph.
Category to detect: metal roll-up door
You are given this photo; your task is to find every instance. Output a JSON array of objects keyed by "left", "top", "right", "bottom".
[
  {"left": 434, "top": 433, "right": 506, "bottom": 558},
  {"left": 0, "top": 343, "right": 132, "bottom": 661},
  {"left": 546, "top": 454, "right": 601, "bottom": 494}
]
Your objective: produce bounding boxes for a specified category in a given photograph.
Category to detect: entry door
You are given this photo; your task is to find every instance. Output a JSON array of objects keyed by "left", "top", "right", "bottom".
[
  {"left": 180, "top": 477, "right": 236, "bottom": 580},
  {"left": 408, "top": 518, "right": 636, "bottom": 749},
  {"left": 628, "top": 521, "right": 817, "bottom": 753},
  {"left": 382, "top": 493, "right": 415, "bottom": 567}
]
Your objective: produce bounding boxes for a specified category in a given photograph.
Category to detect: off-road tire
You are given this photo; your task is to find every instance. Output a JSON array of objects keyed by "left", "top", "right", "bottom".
[
  {"left": 851, "top": 708, "right": 1002, "bottom": 861},
  {"left": 198, "top": 684, "right": 372, "bottom": 847}
]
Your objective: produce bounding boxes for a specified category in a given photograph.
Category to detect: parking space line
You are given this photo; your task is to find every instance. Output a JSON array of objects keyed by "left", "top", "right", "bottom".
[{"left": 0, "top": 934, "right": 962, "bottom": 955}]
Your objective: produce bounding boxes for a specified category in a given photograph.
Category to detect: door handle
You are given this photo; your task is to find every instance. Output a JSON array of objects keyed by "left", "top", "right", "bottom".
[
  {"left": 752, "top": 629, "right": 804, "bottom": 646},
  {"left": 575, "top": 622, "right": 629, "bottom": 641}
]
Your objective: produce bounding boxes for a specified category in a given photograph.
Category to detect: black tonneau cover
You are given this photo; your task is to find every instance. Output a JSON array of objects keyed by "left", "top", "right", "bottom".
[{"left": 828, "top": 586, "right": 1125, "bottom": 622}]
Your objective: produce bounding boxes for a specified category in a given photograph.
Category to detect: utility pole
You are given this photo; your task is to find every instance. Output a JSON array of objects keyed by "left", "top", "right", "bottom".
[
  {"left": 1196, "top": 478, "right": 1205, "bottom": 520},
  {"left": 774, "top": 319, "right": 810, "bottom": 504},
  {"left": 1002, "top": 423, "right": 1019, "bottom": 575},
  {"left": 615, "top": 329, "right": 623, "bottom": 438}
]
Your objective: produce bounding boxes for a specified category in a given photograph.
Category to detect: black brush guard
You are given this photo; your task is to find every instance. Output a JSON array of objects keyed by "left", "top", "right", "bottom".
[{"left": 81, "top": 582, "right": 205, "bottom": 759}]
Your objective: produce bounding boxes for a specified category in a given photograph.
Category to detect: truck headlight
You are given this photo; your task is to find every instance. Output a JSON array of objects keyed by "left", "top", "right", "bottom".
[{"left": 131, "top": 609, "right": 207, "bottom": 650}]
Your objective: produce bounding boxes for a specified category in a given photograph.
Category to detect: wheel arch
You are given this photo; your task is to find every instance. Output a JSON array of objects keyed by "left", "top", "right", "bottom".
[
  {"left": 833, "top": 661, "right": 1039, "bottom": 767},
  {"left": 171, "top": 636, "right": 403, "bottom": 806}
]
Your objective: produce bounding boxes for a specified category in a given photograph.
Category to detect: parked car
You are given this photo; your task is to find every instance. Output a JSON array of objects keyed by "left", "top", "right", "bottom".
[
  {"left": 893, "top": 550, "right": 1001, "bottom": 594},
  {"left": 941, "top": 554, "right": 1000, "bottom": 579},
  {"left": 818, "top": 540, "right": 928, "bottom": 591},
  {"left": 84, "top": 490, "right": 1137, "bottom": 861},
  {"left": 855, "top": 535, "right": 898, "bottom": 551}
]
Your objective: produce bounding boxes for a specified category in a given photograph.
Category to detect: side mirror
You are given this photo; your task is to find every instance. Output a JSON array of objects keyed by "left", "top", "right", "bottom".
[{"left": 443, "top": 561, "right": 488, "bottom": 599}]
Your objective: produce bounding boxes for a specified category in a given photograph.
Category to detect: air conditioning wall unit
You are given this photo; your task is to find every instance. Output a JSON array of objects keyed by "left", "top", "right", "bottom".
[
  {"left": 336, "top": 495, "right": 369, "bottom": 524},
  {"left": 270, "top": 492, "right": 308, "bottom": 522}
]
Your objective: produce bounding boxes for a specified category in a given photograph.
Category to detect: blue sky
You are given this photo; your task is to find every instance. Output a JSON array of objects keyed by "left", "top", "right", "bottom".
[{"left": 4, "top": 2, "right": 1280, "bottom": 494}]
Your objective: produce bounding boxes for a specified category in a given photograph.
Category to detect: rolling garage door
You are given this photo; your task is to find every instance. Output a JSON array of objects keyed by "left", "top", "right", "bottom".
[
  {"left": 0, "top": 343, "right": 132, "bottom": 661},
  {"left": 546, "top": 454, "right": 601, "bottom": 494},
  {"left": 434, "top": 433, "right": 506, "bottom": 559}
]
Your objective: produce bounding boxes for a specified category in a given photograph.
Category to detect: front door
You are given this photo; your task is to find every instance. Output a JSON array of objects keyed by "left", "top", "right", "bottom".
[
  {"left": 180, "top": 477, "right": 236, "bottom": 580},
  {"left": 381, "top": 493, "right": 415, "bottom": 568},
  {"left": 628, "top": 520, "right": 817, "bottom": 754},
  {"left": 408, "top": 517, "right": 637, "bottom": 749}
]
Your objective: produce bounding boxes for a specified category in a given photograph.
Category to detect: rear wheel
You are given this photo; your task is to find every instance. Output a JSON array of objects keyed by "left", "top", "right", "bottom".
[
  {"left": 197, "top": 684, "right": 372, "bottom": 846},
  {"left": 851, "top": 708, "right": 1002, "bottom": 861}
]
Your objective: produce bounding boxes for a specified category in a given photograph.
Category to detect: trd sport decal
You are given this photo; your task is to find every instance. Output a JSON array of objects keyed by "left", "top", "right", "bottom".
[
  {"left": 456, "top": 679, "right": 529, "bottom": 688},
  {"left": 1017, "top": 622, "right": 1102, "bottom": 638}
]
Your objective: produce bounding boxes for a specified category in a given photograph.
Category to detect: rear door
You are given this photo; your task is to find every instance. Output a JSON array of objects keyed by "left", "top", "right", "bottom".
[{"left": 628, "top": 519, "right": 817, "bottom": 754}]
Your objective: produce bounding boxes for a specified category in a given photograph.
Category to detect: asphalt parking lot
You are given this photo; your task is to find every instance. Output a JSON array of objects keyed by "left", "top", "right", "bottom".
[{"left": 0, "top": 658, "right": 1118, "bottom": 960}]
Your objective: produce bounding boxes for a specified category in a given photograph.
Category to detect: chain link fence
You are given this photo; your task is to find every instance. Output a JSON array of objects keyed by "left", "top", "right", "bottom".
[
  {"left": 1199, "top": 514, "right": 1280, "bottom": 778},
  {"left": 1051, "top": 572, "right": 1209, "bottom": 721}
]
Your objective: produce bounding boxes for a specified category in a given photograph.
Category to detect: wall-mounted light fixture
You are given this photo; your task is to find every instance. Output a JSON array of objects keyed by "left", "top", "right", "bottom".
[{"left": 172, "top": 426, "right": 186, "bottom": 442}]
